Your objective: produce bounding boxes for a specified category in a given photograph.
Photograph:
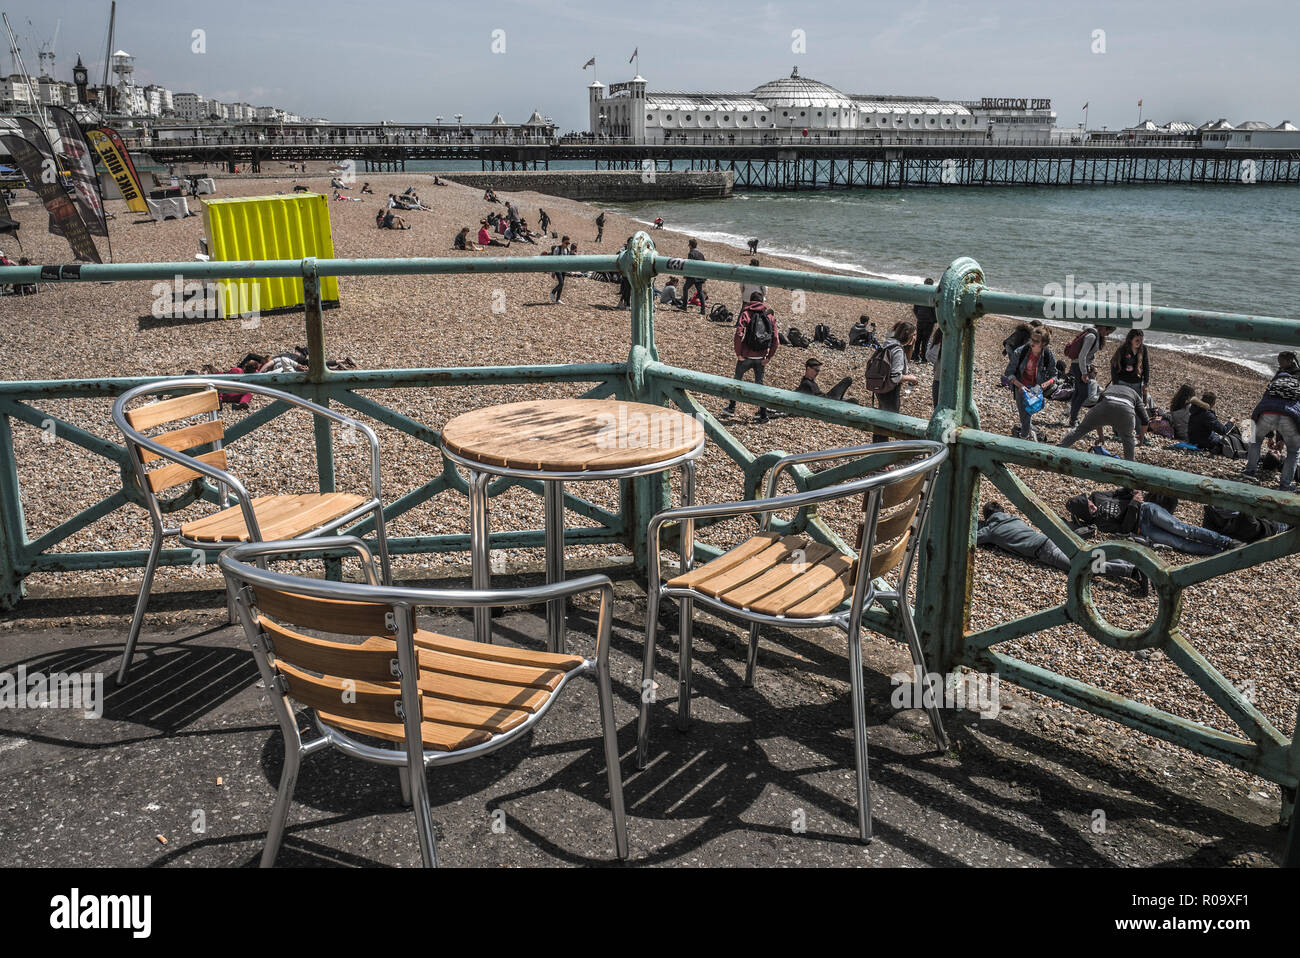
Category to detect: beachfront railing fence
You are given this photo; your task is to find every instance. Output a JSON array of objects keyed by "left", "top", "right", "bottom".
[{"left": 2, "top": 240, "right": 1299, "bottom": 852}]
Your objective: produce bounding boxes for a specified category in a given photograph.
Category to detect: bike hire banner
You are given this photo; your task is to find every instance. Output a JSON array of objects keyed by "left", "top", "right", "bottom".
[
  {"left": 47, "top": 105, "right": 108, "bottom": 236},
  {"left": 0, "top": 134, "right": 102, "bottom": 263},
  {"left": 89, "top": 127, "right": 148, "bottom": 214}
]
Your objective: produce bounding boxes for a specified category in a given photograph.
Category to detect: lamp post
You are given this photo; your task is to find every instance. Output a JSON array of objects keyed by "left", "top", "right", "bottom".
[{"left": 455, "top": 113, "right": 462, "bottom": 140}]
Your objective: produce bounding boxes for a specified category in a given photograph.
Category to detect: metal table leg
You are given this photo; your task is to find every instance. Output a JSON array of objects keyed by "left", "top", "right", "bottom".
[
  {"left": 677, "top": 459, "right": 696, "bottom": 729},
  {"left": 469, "top": 470, "right": 491, "bottom": 643},
  {"left": 544, "top": 479, "right": 566, "bottom": 653}
]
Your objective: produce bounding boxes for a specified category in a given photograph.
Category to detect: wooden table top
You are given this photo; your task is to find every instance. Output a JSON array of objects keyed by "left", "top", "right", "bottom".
[{"left": 442, "top": 399, "right": 705, "bottom": 473}]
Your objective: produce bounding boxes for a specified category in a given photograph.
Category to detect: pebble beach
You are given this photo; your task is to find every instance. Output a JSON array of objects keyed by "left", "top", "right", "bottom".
[{"left": 1, "top": 166, "right": 1296, "bottom": 800}]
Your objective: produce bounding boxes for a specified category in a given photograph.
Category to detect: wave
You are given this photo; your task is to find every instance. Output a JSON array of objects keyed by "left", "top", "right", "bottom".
[{"left": 619, "top": 214, "right": 928, "bottom": 284}]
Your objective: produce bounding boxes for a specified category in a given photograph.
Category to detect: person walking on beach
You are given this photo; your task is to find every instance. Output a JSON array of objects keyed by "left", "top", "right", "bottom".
[
  {"left": 911, "top": 278, "right": 937, "bottom": 363},
  {"left": 1244, "top": 351, "right": 1300, "bottom": 490},
  {"left": 678, "top": 239, "right": 708, "bottom": 315},
  {"left": 595, "top": 211, "right": 606, "bottom": 243},
  {"left": 739, "top": 259, "right": 766, "bottom": 309},
  {"left": 1004, "top": 326, "right": 1057, "bottom": 442},
  {"left": 725, "top": 293, "right": 779, "bottom": 423},
  {"left": 1062, "top": 324, "right": 1115, "bottom": 429},
  {"left": 548, "top": 235, "right": 571, "bottom": 304},
  {"left": 864, "top": 321, "right": 918, "bottom": 445},
  {"left": 538, "top": 208, "right": 550, "bottom": 235}
]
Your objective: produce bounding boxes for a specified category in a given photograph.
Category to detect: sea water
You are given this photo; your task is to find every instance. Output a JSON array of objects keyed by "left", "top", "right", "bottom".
[{"left": 608, "top": 184, "right": 1300, "bottom": 375}]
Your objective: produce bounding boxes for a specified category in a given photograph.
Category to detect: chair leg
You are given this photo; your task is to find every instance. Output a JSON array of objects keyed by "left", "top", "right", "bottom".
[
  {"left": 398, "top": 765, "right": 412, "bottom": 807},
  {"left": 406, "top": 761, "right": 440, "bottom": 868},
  {"left": 224, "top": 577, "right": 237, "bottom": 626},
  {"left": 596, "top": 663, "right": 630, "bottom": 860},
  {"left": 744, "top": 622, "right": 761, "bottom": 687},
  {"left": 261, "top": 746, "right": 302, "bottom": 867},
  {"left": 846, "top": 621, "right": 873, "bottom": 844},
  {"left": 636, "top": 590, "right": 660, "bottom": 769},
  {"left": 118, "top": 535, "right": 162, "bottom": 685},
  {"left": 372, "top": 503, "right": 393, "bottom": 586},
  {"left": 676, "top": 597, "right": 694, "bottom": 731},
  {"left": 899, "top": 600, "right": 948, "bottom": 750}
]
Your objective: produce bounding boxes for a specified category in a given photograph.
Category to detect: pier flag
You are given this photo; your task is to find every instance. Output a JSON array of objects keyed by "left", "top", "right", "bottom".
[
  {"left": 582, "top": 57, "right": 595, "bottom": 69},
  {"left": 1082, "top": 102, "right": 1089, "bottom": 110},
  {"left": 629, "top": 48, "right": 638, "bottom": 63},
  {"left": 1137, "top": 99, "right": 1143, "bottom": 107},
  {"left": 0, "top": 133, "right": 101, "bottom": 262},
  {"left": 47, "top": 106, "right": 108, "bottom": 238}
]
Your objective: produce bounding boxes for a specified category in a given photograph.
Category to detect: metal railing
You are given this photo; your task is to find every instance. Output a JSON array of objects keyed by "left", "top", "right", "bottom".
[{"left": 2, "top": 241, "right": 1299, "bottom": 851}]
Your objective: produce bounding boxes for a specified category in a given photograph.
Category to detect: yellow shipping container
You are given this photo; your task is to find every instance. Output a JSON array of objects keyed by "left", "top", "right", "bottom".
[{"left": 202, "top": 193, "right": 339, "bottom": 317}]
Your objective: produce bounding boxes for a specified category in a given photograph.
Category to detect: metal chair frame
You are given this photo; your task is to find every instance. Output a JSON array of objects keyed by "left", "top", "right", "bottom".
[
  {"left": 219, "top": 536, "right": 628, "bottom": 867},
  {"left": 113, "top": 377, "right": 392, "bottom": 685},
  {"left": 637, "top": 439, "right": 950, "bottom": 842}
]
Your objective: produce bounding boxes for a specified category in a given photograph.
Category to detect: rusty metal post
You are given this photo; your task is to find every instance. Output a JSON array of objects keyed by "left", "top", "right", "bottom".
[{"left": 916, "top": 257, "right": 986, "bottom": 673}]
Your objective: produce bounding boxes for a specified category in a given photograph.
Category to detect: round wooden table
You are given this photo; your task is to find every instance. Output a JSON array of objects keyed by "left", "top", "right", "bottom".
[{"left": 442, "top": 399, "right": 706, "bottom": 649}]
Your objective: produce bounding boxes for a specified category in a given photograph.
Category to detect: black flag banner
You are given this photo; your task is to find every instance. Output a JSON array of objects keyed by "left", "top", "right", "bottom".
[
  {"left": 0, "top": 134, "right": 102, "bottom": 263},
  {"left": 48, "top": 105, "right": 109, "bottom": 237}
]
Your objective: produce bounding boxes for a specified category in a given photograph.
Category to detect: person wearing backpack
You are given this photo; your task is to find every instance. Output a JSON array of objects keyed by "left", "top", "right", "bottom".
[
  {"left": 1244, "top": 351, "right": 1300, "bottom": 490},
  {"left": 724, "top": 293, "right": 779, "bottom": 423},
  {"left": 863, "top": 321, "right": 917, "bottom": 444},
  {"left": 1062, "top": 324, "right": 1115, "bottom": 429}
]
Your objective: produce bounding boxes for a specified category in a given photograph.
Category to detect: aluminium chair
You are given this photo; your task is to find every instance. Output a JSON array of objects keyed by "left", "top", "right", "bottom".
[
  {"left": 218, "top": 536, "right": 628, "bottom": 867},
  {"left": 637, "top": 439, "right": 949, "bottom": 843},
  {"left": 113, "top": 378, "right": 392, "bottom": 685}
]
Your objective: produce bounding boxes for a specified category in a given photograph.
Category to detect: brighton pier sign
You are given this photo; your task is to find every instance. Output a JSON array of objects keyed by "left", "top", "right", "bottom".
[{"left": 979, "top": 98, "right": 1053, "bottom": 110}]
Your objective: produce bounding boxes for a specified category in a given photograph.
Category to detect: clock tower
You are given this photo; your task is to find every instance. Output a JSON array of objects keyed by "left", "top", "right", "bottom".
[{"left": 73, "top": 54, "right": 89, "bottom": 105}]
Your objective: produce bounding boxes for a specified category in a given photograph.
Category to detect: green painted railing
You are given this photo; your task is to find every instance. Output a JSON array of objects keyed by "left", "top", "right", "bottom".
[{"left": 3, "top": 239, "right": 1299, "bottom": 851}]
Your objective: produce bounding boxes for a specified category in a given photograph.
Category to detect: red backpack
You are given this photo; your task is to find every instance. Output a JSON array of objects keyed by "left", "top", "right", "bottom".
[{"left": 1063, "top": 327, "right": 1096, "bottom": 361}]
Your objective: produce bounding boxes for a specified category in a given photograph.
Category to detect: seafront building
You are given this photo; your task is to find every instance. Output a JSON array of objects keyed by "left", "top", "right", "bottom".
[{"left": 588, "top": 67, "right": 1057, "bottom": 144}]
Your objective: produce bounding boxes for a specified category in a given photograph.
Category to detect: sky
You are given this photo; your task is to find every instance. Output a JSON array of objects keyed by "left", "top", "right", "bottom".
[{"left": 3, "top": 0, "right": 1297, "bottom": 131}]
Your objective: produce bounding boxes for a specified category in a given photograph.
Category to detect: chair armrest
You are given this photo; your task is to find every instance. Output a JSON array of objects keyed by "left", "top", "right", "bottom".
[
  {"left": 762, "top": 439, "right": 931, "bottom": 499},
  {"left": 123, "top": 431, "right": 261, "bottom": 540}
]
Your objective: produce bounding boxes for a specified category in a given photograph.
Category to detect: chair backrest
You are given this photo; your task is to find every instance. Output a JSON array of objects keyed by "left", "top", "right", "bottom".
[
  {"left": 849, "top": 449, "right": 943, "bottom": 596},
  {"left": 222, "top": 550, "right": 420, "bottom": 746},
  {"left": 119, "top": 386, "right": 229, "bottom": 500}
]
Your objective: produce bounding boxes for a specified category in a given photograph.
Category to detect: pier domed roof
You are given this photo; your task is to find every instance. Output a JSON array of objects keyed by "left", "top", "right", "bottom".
[{"left": 750, "top": 68, "right": 855, "bottom": 111}]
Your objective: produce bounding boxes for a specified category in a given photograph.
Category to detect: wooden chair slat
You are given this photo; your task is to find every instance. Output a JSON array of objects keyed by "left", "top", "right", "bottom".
[
  {"left": 745, "top": 552, "right": 855, "bottom": 617},
  {"left": 416, "top": 647, "right": 566, "bottom": 690},
  {"left": 313, "top": 710, "right": 493, "bottom": 751},
  {"left": 667, "top": 532, "right": 780, "bottom": 589},
  {"left": 258, "top": 617, "right": 397, "bottom": 683},
  {"left": 719, "top": 539, "right": 837, "bottom": 609},
  {"left": 126, "top": 389, "right": 219, "bottom": 431},
  {"left": 783, "top": 572, "right": 854, "bottom": 618},
  {"left": 881, "top": 471, "right": 927, "bottom": 509},
  {"left": 275, "top": 660, "right": 403, "bottom": 723},
  {"left": 873, "top": 498, "right": 921, "bottom": 546},
  {"left": 181, "top": 493, "right": 368, "bottom": 544},
  {"left": 147, "top": 448, "right": 227, "bottom": 493},
  {"left": 413, "top": 630, "right": 584, "bottom": 671},
  {"left": 416, "top": 669, "right": 552, "bottom": 713},
  {"left": 254, "top": 586, "right": 396, "bottom": 637},
  {"left": 870, "top": 532, "right": 911, "bottom": 579},
  {"left": 140, "top": 420, "right": 225, "bottom": 463},
  {"left": 692, "top": 535, "right": 805, "bottom": 598}
]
